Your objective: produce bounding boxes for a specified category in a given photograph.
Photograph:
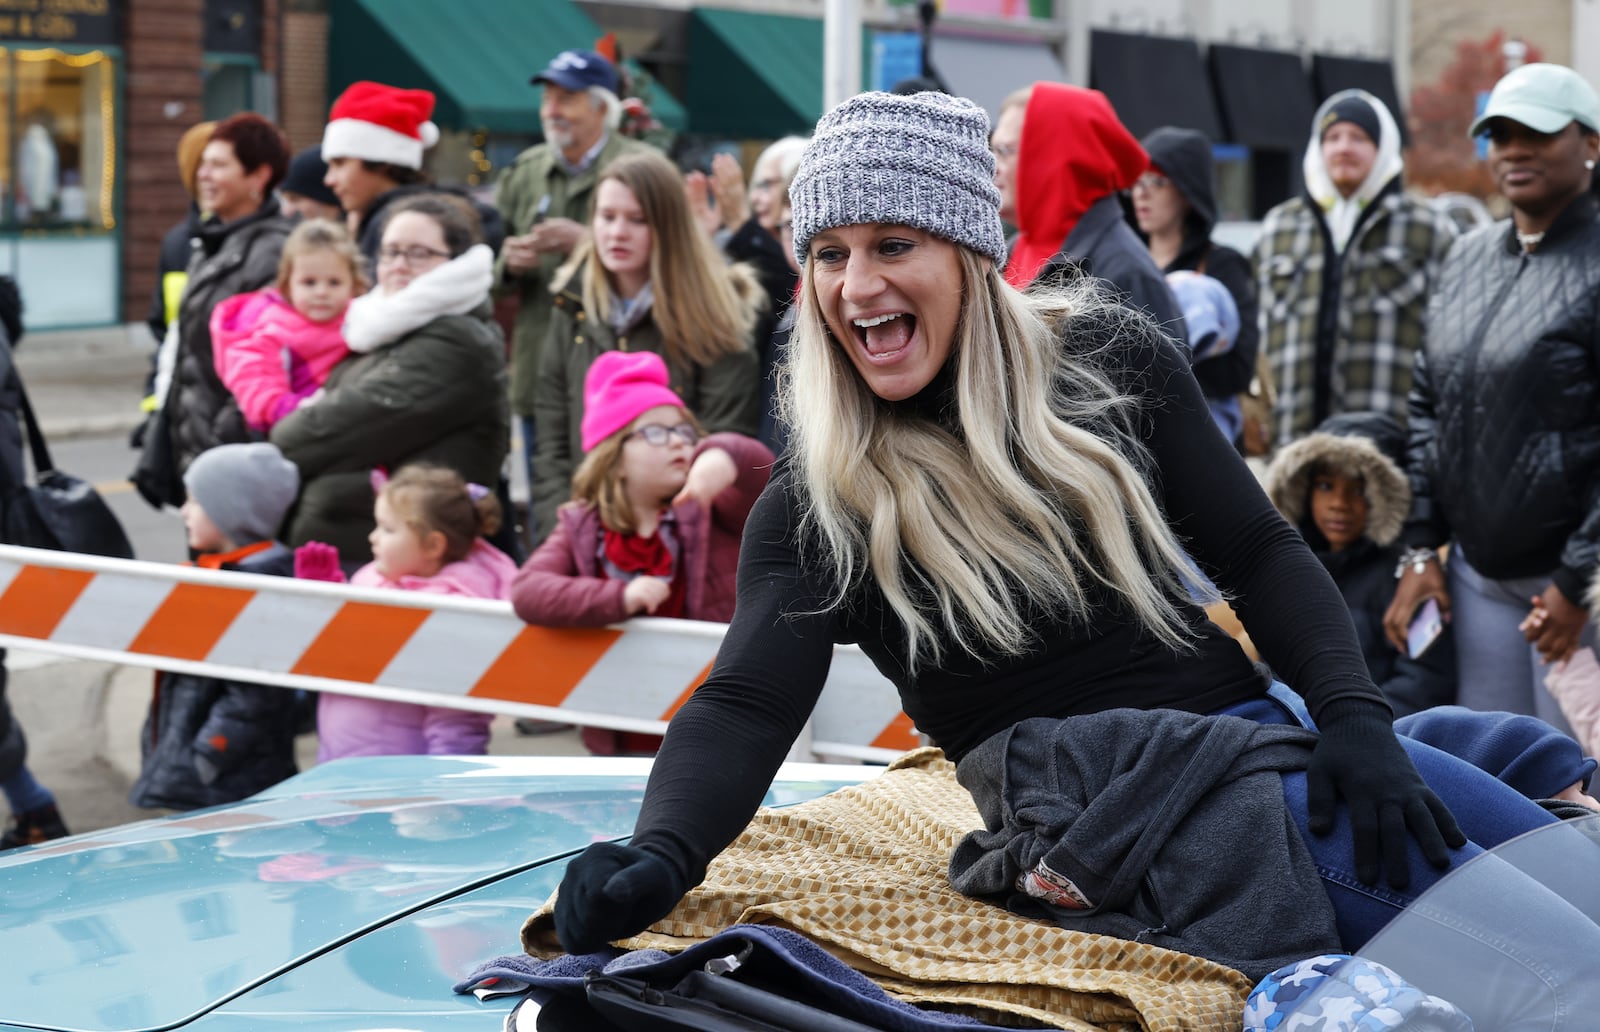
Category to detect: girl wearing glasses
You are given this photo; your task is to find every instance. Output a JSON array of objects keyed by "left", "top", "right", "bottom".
[
  {"left": 272, "top": 194, "right": 509, "bottom": 567},
  {"left": 532, "top": 150, "right": 764, "bottom": 543},
  {"left": 512, "top": 350, "right": 773, "bottom": 755}
]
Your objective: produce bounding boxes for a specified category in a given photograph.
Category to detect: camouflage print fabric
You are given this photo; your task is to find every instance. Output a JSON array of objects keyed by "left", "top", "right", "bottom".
[
  {"left": 526, "top": 749, "right": 1254, "bottom": 1031},
  {"left": 1243, "top": 953, "right": 1473, "bottom": 1031},
  {"left": 1253, "top": 191, "right": 1456, "bottom": 447}
]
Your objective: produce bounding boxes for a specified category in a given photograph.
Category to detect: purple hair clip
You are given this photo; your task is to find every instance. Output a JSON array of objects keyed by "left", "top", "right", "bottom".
[
  {"left": 369, "top": 466, "right": 390, "bottom": 495},
  {"left": 466, "top": 482, "right": 490, "bottom": 502}
]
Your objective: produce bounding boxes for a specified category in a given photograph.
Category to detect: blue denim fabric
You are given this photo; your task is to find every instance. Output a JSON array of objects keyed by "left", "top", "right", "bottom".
[
  {"left": 0, "top": 763, "right": 52, "bottom": 814},
  {"left": 1214, "top": 684, "right": 1557, "bottom": 948}
]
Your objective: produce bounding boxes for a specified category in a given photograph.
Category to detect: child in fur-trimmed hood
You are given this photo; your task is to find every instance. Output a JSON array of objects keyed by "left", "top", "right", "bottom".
[{"left": 1265, "top": 411, "right": 1455, "bottom": 717}]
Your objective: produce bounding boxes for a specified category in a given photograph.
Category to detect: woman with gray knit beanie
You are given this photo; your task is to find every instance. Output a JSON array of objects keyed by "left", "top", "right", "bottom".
[{"left": 551, "top": 91, "right": 1600, "bottom": 1022}]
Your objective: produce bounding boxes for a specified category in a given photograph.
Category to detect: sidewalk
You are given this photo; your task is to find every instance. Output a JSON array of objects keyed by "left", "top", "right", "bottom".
[{"left": 15, "top": 323, "right": 154, "bottom": 441}]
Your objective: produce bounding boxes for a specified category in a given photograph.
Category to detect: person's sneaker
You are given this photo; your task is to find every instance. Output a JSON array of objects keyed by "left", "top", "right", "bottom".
[{"left": 0, "top": 804, "right": 69, "bottom": 850}]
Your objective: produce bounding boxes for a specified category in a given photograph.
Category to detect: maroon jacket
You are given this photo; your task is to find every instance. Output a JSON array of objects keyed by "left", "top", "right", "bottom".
[{"left": 511, "top": 432, "right": 773, "bottom": 626}]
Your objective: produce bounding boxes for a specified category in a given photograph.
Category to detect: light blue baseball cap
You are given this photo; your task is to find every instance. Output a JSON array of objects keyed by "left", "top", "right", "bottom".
[{"left": 1470, "top": 62, "right": 1600, "bottom": 137}]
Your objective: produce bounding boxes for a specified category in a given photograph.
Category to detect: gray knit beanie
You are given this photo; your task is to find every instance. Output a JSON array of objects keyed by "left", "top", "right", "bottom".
[
  {"left": 788, "top": 91, "right": 1007, "bottom": 268},
  {"left": 183, "top": 442, "right": 300, "bottom": 547}
]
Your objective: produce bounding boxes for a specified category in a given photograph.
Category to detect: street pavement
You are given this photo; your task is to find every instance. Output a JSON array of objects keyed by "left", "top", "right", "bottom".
[{"left": 6, "top": 323, "right": 573, "bottom": 839}]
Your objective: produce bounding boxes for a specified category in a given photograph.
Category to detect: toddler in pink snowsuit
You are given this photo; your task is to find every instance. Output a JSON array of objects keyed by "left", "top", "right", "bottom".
[{"left": 212, "top": 218, "right": 365, "bottom": 431}]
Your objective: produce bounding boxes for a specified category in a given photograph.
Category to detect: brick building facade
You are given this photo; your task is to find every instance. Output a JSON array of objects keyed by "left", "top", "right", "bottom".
[{"left": 120, "top": 0, "right": 281, "bottom": 330}]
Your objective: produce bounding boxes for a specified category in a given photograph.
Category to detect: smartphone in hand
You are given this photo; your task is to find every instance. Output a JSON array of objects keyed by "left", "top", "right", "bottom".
[{"left": 1407, "top": 598, "right": 1445, "bottom": 659}]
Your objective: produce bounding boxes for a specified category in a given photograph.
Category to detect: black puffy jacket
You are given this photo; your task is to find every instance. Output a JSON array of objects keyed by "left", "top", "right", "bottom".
[
  {"left": 128, "top": 544, "right": 300, "bottom": 811},
  {"left": 1404, "top": 193, "right": 1600, "bottom": 604},
  {"left": 163, "top": 202, "right": 291, "bottom": 476}
]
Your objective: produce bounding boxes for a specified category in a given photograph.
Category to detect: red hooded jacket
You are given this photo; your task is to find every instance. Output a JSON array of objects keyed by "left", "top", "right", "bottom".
[{"left": 1006, "top": 83, "right": 1149, "bottom": 289}]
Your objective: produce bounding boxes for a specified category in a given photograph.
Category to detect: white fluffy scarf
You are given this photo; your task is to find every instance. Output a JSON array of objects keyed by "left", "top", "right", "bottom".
[{"left": 342, "top": 243, "right": 494, "bottom": 354}]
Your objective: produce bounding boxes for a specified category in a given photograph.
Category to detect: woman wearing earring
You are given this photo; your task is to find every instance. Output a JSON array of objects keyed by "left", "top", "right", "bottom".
[
  {"left": 137, "top": 113, "right": 293, "bottom": 501},
  {"left": 1387, "top": 63, "right": 1600, "bottom": 731}
]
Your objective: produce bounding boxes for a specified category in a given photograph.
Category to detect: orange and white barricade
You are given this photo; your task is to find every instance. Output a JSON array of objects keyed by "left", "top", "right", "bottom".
[{"left": 0, "top": 545, "right": 919, "bottom": 763}]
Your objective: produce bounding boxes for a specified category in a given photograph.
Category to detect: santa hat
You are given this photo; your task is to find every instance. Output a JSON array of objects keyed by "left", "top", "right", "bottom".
[{"left": 321, "top": 81, "right": 440, "bottom": 170}]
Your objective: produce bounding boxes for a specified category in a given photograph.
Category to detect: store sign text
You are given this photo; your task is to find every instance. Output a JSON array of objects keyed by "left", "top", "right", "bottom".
[{"left": 0, "top": 0, "right": 115, "bottom": 46}]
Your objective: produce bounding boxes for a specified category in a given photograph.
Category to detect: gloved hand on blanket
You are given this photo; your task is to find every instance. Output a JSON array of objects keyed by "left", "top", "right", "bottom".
[
  {"left": 1306, "top": 700, "right": 1466, "bottom": 888},
  {"left": 554, "top": 840, "right": 688, "bottom": 955}
]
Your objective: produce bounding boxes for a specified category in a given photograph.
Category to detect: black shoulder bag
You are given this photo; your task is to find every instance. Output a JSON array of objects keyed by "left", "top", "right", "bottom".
[{"left": 4, "top": 372, "right": 135, "bottom": 559}]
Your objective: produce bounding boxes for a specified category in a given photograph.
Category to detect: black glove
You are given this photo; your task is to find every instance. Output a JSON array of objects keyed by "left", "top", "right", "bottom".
[
  {"left": 1306, "top": 700, "right": 1466, "bottom": 888},
  {"left": 553, "top": 841, "right": 688, "bottom": 955}
]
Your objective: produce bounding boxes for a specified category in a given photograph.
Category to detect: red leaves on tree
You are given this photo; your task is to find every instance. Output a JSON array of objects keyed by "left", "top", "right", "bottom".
[{"left": 1406, "top": 31, "right": 1543, "bottom": 196}]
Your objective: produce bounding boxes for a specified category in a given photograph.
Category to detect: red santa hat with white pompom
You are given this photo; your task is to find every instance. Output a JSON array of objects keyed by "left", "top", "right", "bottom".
[{"left": 321, "top": 81, "right": 440, "bottom": 170}]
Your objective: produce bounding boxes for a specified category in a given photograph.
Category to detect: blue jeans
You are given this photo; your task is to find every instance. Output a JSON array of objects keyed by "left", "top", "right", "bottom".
[
  {"left": 1217, "top": 687, "right": 1557, "bottom": 947},
  {"left": 1224, "top": 687, "right": 1600, "bottom": 1029}
]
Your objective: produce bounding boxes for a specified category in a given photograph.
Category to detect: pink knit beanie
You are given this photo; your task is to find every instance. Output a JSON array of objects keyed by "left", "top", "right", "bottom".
[{"left": 581, "top": 351, "right": 687, "bottom": 452}]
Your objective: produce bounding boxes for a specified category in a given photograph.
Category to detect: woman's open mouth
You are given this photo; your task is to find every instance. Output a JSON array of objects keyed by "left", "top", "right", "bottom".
[{"left": 851, "top": 312, "right": 918, "bottom": 362}]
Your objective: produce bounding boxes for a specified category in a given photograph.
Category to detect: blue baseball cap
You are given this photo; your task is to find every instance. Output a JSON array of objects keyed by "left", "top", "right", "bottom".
[
  {"left": 1470, "top": 63, "right": 1600, "bottom": 137},
  {"left": 531, "top": 49, "right": 619, "bottom": 94}
]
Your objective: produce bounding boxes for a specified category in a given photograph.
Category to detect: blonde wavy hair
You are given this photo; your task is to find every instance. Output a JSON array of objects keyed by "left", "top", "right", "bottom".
[
  {"left": 562, "top": 150, "right": 759, "bottom": 368},
  {"left": 778, "top": 248, "right": 1204, "bottom": 673}
]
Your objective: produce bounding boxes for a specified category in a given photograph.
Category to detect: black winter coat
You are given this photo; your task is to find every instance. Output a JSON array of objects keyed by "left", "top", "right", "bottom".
[
  {"left": 128, "top": 545, "right": 300, "bottom": 811},
  {"left": 0, "top": 321, "right": 25, "bottom": 784},
  {"left": 1317, "top": 538, "right": 1454, "bottom": 718},
  {"left": 1405, "top": 193, "right": 1600, "bottom": 604},
  {"left": 161, "top": 202, "right": 291, "bottom": 479},
  {"left": 146, "top": 206, "right": 203, "bottom": 344},
  {"left": 1037, "top": 196, "right": 1188, "bottom": 348},
  {"left": 1133, "top": 126, "right": 1260, "bottom": 400}
]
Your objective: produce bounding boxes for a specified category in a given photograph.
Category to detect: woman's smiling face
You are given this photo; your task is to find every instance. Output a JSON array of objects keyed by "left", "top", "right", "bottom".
[{"left": 808, "top": 224, "right": 963, "bottom": 402}]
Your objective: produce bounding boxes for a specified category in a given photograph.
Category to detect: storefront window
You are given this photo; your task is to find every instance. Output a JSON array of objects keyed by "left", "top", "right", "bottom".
[
  {"left": 203, "top": 56, "right": 256, "bottom": 120},
  {"left": 0, "top": 47, "right": 115, "bottom": 230}
]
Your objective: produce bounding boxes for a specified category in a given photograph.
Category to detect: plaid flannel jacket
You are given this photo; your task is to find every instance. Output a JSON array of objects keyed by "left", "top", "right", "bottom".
[{"left": 1254, "top": 189, "right": 1456, "bottom": 446}]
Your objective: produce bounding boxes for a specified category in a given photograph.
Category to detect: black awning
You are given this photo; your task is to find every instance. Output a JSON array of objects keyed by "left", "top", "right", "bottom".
[
  {"left": 1312, "top": 54, "right": 1409, "bottom": 145},
  {"left": 1209, "top": 44, "right": 1316, "bottom": 150},
  {"left": 1090, "top": 30, "right": 1223, "bottom": 140}
]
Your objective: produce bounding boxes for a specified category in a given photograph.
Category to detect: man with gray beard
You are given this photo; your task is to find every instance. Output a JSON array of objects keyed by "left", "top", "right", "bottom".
[{"left": 495, "top": 50, "right": 649, "bottom": 523}]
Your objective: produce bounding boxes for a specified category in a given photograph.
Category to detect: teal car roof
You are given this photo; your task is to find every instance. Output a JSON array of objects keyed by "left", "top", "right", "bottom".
[{"left": 0, "top": 756, "right": 865, "bottom": 1032}]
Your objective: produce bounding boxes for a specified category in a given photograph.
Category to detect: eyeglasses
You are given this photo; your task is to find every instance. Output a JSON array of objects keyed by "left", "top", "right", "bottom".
[
  {"left": 626, "top": 422, "right": 699, "bottom": 447},
  {"left": 1130, "top": 173, "right": 1171, "bottom": 194},
  {"left": 377, "top": 244, "right": 452, "bottom": 266},
  {"left": 991, "top": 142, "right": 1019, "bottom": 161}
]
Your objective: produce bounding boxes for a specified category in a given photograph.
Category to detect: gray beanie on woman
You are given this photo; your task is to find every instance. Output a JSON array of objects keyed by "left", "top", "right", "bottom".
[{"left": 788, "top": 90, "right": 1008, "bottom": 268}]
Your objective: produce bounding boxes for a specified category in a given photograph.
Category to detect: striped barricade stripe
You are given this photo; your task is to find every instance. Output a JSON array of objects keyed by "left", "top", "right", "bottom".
[{"left": 0, "top": 545, "right": 917, "bottom": 763}]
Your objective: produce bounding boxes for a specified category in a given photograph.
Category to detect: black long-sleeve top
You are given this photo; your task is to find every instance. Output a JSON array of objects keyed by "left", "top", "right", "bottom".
[{"left": 630, "top": 318, "right": 1388, "bottom": 890}]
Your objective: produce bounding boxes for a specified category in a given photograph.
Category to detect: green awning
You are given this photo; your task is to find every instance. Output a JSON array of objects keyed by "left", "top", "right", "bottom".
[
  {"left": 688, "top": 8, "right": 870, "bottom": 138},
  {"left": 328, "top": 0, "right": 685, "bottom": 133}
]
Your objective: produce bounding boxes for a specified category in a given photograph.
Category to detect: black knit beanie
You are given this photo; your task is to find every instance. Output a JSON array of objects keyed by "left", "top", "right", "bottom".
[{"left": 1318, "top": 96, "right": 1382, "bottom": 146}]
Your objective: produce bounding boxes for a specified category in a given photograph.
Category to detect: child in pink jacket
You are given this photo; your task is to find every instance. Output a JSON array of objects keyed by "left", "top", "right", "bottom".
[
  {"left": 298, "top": 464, "right": 517, "bottom": 760},
  {"left": 510, "top": 350, "right": 774, "bottom": 754},
  {"left": 212, "top": 218, "right": 365, "bottom": 431}
]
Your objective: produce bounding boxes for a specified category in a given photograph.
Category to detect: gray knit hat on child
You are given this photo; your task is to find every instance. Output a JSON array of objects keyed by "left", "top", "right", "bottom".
[
  {"left": 788, "top": 90, "right": 1007, "bottom": 268},
  {"left": 183, "top": 442, "right": 300, "bottom": 547}
]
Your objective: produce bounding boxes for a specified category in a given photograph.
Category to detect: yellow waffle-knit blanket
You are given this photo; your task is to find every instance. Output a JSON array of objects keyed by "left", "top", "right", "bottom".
[{"left": 522, "top": 748, "right": 1253, "bottom": 1031}]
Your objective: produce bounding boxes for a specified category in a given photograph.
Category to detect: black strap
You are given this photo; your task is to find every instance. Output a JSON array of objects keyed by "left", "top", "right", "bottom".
[{"left": 10, "top": 365, "right": 52, "bottom": 477}]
